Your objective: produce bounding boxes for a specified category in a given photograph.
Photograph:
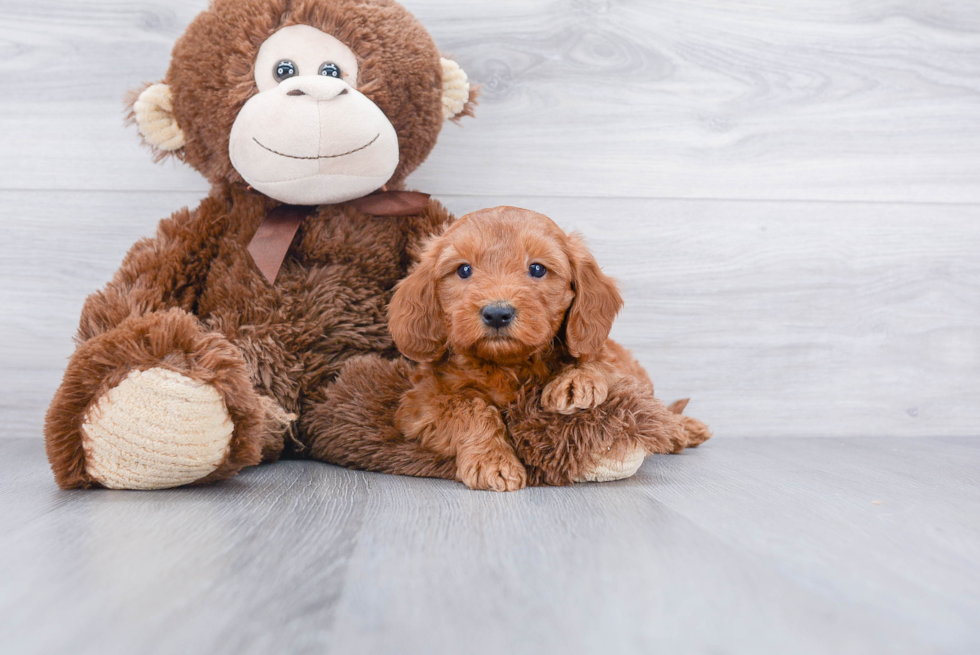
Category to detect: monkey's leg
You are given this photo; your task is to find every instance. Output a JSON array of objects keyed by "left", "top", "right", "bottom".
[
  {"left": 505, "top": 378, "right": 712, "bottom": 486},
  {"left": 301, "top": 354, "right": 457, "bottom": 480},
  {"left": 45, "top": 308, "right": 285, "bottom": 490}
]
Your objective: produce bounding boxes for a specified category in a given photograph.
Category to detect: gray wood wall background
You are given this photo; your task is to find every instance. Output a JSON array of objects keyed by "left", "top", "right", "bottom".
[{"left": 2, "top": 0, "right": 978, "bottom": 440}]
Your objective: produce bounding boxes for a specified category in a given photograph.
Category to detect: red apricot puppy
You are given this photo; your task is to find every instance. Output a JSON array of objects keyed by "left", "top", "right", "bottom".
[{"left": 388, "top": 206, "right": 670, "bottom": 491}]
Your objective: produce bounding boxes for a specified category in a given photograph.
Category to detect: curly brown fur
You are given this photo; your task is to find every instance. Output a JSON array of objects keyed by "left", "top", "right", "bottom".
[
  {"left": 386, "top": 207, "right": 711, "bottom": 490},
  {"left": 307, "top": 358, "right": 712, "bottom": 489},
  {"left": 505, "top": 379, "right": 688, "bottom": 486},
  {"left": 303, "top": 355, "right": 456, "bottom": 478}
]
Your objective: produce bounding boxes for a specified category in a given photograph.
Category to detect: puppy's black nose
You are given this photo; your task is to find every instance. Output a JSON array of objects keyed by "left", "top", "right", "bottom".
[{"left": 481, "top": 303, "right": 515, "bottom": 329}]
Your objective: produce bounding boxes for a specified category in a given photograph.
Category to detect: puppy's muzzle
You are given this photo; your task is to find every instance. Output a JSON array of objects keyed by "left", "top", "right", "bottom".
[{"left": 481, "top": 302, "right": 515, "bottom": 330}]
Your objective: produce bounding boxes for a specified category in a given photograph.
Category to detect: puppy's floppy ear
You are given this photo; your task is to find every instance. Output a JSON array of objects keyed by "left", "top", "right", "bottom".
[
  {"left": 564, "top": 233, "right": 623, "bottom": 358},
  {"left": 126, "top": 82, "right": 186, "bottom": 157},
  {"left": 388, "top": 245, "right": 447, "bottom": 362}
]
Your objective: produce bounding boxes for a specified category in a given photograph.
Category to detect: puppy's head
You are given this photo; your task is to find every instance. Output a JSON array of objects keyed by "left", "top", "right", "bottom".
[{"left": 389, "top": 206, "right": 623, "bottom": 363}]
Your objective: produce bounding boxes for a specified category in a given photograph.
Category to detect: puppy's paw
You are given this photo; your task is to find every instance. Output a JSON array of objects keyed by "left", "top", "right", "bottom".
[
  {"left": 542, "top": 367, "right": 609, "bottom": 414},
  {"left": 458, "top": 453, "right": 528, "bottom": 492}
]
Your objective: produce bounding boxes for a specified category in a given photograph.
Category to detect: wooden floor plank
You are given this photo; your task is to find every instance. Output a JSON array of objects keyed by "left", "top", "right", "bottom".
[
  {"left": 0, "top": 450, "right": 369, "bottom": 654},
  {"left": 1, "top": 437, "right": 977, "bottom": 654},
  {"left": 1, "top": 1, "right": 978, "bottom": 202}
]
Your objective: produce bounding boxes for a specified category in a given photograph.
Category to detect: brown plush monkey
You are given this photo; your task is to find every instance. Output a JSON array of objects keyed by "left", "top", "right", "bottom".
[{"left": 45, "top": 0, "right": 708, "bottom": 490}]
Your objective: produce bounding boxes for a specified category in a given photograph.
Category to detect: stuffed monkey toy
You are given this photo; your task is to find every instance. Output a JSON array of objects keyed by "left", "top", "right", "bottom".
[{"left": 45, "top": 0, "right": 709, "bottom": 490}]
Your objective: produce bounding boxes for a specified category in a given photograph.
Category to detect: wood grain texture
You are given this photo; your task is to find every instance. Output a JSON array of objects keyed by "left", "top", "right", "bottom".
[
  {"left": 1, "top": 437, "right": 978, "bottom": 654},
  {"left": 0, "top": 0, "right": 978, "bottom": 201},
  {"left": 3, "top": 191, "right": 978, "bottom": 440}
]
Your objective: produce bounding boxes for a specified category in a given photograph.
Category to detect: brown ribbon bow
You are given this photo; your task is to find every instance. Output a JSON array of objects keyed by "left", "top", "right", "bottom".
[{"left": 247, "top": 190, "right": 431, "bottom": 285}]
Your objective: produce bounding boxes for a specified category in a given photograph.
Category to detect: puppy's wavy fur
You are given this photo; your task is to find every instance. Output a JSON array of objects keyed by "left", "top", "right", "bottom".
[{"left": 388, "top": 206, "right": 710, "bottom": 491}]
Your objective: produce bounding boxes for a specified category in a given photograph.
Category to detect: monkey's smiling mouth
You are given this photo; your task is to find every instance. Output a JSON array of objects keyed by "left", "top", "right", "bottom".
[{"left": 253, "top": 133, "right": 379, "bottom": 160}]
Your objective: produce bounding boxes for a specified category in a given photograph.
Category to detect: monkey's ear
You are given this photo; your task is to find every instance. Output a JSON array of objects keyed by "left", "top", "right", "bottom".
[
  {"left": 127, "top": 83, "right": 186, "bottom": 154},
  {"left": 440, "top": 57, "right": 478, "bottom": 122}
]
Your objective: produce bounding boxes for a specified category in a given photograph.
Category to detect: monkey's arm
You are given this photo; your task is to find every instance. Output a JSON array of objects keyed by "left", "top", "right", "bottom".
[
  {"left": 76, "top": 203, "right": 218, "bottom": 343},
  {"left": 44, "top": 199, "right": 274, "bottom": 490}
]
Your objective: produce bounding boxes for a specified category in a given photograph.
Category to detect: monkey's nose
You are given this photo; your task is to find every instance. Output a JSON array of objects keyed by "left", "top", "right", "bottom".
[
  {"left": 481, "top": 303, "right": 516, "bottom": 329},
  {"left": 279, "top": 76, "right": 350, "bottom": 101}
]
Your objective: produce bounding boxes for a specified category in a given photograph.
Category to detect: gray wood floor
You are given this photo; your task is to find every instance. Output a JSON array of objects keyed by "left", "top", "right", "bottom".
[
  {"left": 1, "top": 437, "right": 978, "bottom": 654},
  {"left": 2, "top": 1, "right": 980, "bottom": 653}
]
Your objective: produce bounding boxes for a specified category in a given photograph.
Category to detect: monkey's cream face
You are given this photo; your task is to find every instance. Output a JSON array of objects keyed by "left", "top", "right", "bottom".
[{"left": 228, "top": 25, "right": 400, "bottom": 205}]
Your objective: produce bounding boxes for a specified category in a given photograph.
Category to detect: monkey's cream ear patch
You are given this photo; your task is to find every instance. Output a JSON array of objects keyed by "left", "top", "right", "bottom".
[
  {"left": 440, "top": 58, "right": 471, "bottom": 120},
  {"left": 133, "top": 83, "right": 186, "bottom": 151}
]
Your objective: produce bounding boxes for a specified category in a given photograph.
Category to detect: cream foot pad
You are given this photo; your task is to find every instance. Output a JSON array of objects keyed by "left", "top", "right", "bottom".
[
  {"left": 81, "top": 367, "right": 234, "bottom": 490},
  {"left": 576, "top": 444, "right": 646, "bottom": 483}
]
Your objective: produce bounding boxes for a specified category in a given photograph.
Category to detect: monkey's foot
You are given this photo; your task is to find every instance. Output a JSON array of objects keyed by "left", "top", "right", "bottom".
[
  {"left": 575, "top": 444, "right": 646, "bottom": 483},
  {"left": 81, "top": 367, "right": 234, "bottom": 490}
]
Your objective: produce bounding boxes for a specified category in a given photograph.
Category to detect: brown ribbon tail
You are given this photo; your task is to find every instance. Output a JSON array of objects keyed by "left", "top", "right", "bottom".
[
  {"left": 245, "top": 192, "right": 429, "bottom": 284},
  {"left": 247, "top": 205, "right": 313, "bottom": 285},
  {"left": 347, "top": 190, "right": 431, "bottom": 217}
]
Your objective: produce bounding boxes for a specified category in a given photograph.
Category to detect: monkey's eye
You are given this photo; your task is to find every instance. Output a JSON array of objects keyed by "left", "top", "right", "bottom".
[
  {"left": 457, "top": 264, "right": 473, "bottom": 279},
  {"left": 318, "top": 62, "right": 342, "bottom": 79},
  {"left": 528, "top": 263, "right": 547, "bottom": 278},
  {"left": 274, "top": 60, "right": 298, "bottom": 83}
]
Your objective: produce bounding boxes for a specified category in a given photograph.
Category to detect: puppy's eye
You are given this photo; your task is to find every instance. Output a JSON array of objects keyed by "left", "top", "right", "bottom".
[
  {"left": 274, "top": 60, "right": 298, "bottom": 82},
  {"left": 457, "top": 264, "right": 473, "bottom": 279},
  {"left": 319, "top": 62, "right": 342, "bottom": 78},
  {"left": 528, "top": 263, "right": 547, "bottom": 278}
]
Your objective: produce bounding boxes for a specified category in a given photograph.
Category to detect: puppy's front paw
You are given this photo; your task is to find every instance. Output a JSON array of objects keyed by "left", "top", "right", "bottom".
[
  {"left": 458, "top": 452, "right": 528, "bottom": 492},
  {"left": 542, "top": 367, "right": 609, "bottom": 414}
]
